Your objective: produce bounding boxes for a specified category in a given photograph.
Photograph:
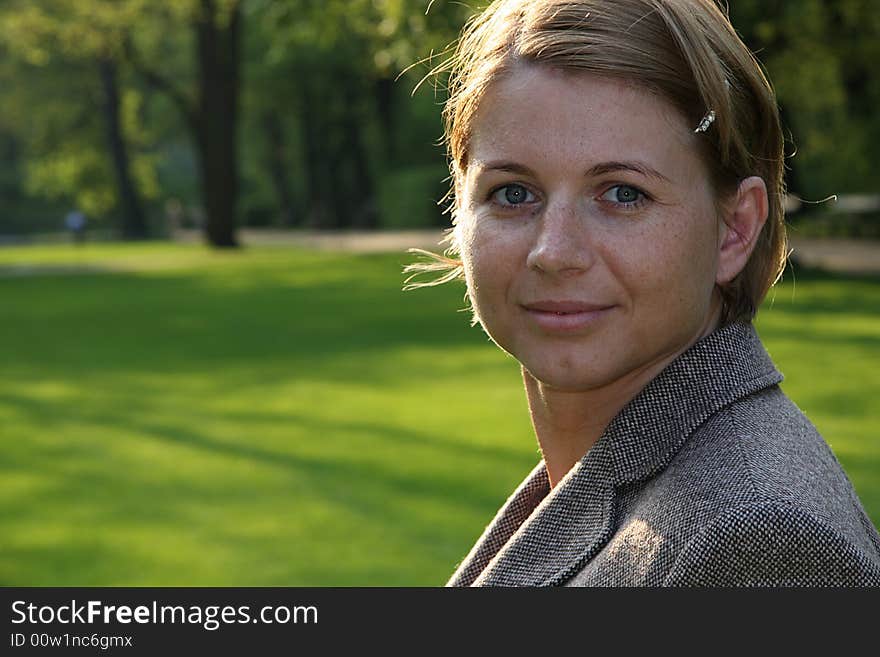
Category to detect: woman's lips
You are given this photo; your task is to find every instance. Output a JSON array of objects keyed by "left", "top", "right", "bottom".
[{"left": 521, "top": 301, "right": 615, "bottom": 332}]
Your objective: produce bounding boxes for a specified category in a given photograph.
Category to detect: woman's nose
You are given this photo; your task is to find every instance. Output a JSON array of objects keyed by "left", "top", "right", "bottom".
[{"left": 525, "top": 200, "right": 596, "bottom": 276}]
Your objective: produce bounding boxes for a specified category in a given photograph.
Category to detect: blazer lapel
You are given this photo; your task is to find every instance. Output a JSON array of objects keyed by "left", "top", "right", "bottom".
[
  {"left": 446, "top": 462, "right": 550, "bottom": 587},
  {"left": 472, "top": 441, "right": 617, "bottom": 586},
  {"left": 449, "top": 322, "right": 783, "bottom": 587}
]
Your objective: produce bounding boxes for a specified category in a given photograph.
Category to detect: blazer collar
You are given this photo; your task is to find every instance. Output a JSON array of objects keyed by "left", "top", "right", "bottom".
[{"left": 448, "top": 322, "right": 783, "bottom": 586}]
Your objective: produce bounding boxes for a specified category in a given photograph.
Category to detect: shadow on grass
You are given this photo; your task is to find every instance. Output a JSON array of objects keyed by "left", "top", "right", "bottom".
[
  {"left": 770, "top": 261, "right": 880, "bottom": 316},
  {"left": 0, "top": 381, "right": 536, "bottom": 584},
  {"left": 3, "top": 256, "right": 874, "bottom": 376},
  {"left": 0, "top": 264, "right": 481, "bottom": 379},
  {"left": 0, "top": 385, "right": 529, "bottom": 512},
  {"left": 0, "top": 253, "right": 539, "bottom": 584},
  {"left": 1, "top": 254, "right": 877, "bottom": 582}
]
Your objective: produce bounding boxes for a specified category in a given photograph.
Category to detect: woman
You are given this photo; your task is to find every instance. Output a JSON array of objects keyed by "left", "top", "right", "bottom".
[{"left": 407, "top": 0, "right": 880, "bottom": 586}]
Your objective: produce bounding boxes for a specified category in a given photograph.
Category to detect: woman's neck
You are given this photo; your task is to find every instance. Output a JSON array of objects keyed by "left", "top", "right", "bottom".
[
  {"left": 525, "top": 306, "right": 723, "bottom": 488},
  {"left": 523, "top": 364, "right": 663, "bottom": 488}
]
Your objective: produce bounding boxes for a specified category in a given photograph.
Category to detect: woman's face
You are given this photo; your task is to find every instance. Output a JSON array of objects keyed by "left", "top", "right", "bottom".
[{"left": 457, "top": 66, "right": 725, "bottom": 393}]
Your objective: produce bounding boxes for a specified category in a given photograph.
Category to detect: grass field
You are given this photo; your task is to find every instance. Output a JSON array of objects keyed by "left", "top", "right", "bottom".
[{"left": 1, "top": 242, "right": 878, "bottom": 585}]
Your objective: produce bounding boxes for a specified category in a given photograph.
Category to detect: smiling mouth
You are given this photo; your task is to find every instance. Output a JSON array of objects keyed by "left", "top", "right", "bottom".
[
  {"left": 521, "top": 302, "right": 615, "bottom": 331},
  {"left": 522, "top": 301, "right": 613, "bottom": 313}
]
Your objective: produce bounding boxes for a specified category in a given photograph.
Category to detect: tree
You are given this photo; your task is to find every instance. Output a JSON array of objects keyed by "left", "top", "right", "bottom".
[
  {"left": 127, "top": 0, "right": 243, "bottom": 247},
  {"left": 729, "top": 0, "right": 880, "bottom": 199},
  {"left": 98, "top": 56, "right": 149, "bottom": 239},
  {"left": 248, "top": 0, "right": 467, "bottom": 229},
  {"left": 0, "top": 0, "right": 155, "bottom": 238},
  {"left": 252, "top": 0, "right": 380, "bottom": 229}
]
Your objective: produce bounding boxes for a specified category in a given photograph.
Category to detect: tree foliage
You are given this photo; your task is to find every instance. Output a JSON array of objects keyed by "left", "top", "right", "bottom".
[
  {"left": 730, "top": 0, "right": 880, "bottom": 200},
  {"left": 0, "top": 1, "right": 876, "bottom": 242},
  {"left": 0, "top": 0, "right": 157, "bottom": 235}
]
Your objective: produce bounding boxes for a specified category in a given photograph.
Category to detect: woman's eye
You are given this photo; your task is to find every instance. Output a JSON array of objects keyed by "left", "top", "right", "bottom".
[
  {"left": 599, "top": 184, "right": 645, "bottom": 206},
  {"left": 491, "top": 184, "right": 534, "bottom": 206}
]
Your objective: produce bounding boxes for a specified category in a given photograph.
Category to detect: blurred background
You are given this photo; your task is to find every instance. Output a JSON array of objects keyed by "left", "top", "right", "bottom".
[{"left": 0, "top": 0, "right": 877, "bottom": 585}]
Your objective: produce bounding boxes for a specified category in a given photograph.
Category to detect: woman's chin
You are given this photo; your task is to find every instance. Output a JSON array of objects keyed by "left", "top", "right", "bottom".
[{"left": 520, "top": 361, "right": 610, "bottom": 394}]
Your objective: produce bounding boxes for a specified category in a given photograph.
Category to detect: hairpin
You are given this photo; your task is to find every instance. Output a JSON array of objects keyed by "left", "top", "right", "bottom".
[{"left": 694, "top": 110, "right": 716, "bottom": 134}]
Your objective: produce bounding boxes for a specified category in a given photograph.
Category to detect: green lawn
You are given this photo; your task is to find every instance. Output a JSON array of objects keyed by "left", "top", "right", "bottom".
[{"left": 1, "top": 242, "right": 878, "bottom": 585}]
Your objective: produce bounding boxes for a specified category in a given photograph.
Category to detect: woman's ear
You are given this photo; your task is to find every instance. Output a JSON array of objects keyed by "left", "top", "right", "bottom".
[{"left": 716, "top": 176, "right": 769, "bottom": 285}]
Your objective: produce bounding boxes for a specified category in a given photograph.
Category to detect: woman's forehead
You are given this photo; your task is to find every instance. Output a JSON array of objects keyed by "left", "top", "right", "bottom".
[{"left": 465, "top": 66, "right": 702, "bottom": 179}]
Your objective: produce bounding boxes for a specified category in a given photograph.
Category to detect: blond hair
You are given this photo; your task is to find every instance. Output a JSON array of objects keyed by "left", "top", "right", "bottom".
[{"left": 406, "top": 0, "right": 788, "bottom": 324}]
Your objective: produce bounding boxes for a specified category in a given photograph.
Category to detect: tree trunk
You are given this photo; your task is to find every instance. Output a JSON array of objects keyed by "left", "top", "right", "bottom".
[
  {"left": 194, "top": 0, "right": 241, "bottom": 247},
  {"left": 342, "top": 74, "right": 377, "bottom": 229},
  {"left": 300, "top": 75, "right": 333, "bottom": 228},
  {"left": 343, "top": 113, "right": 378, "bottom": 229},
  {"left": 375, "top": 76, "right": 396, "bottom": 164},
  {"left": 98, "top": 57, "right": 149, "bottom": 240},
  {"left": 261, "top": 111, "right": 296, "bottom": 226}
]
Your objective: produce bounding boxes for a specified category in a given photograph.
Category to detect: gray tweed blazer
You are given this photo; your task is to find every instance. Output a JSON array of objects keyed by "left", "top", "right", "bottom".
[{"left": 447, "top": 322, "right": 880, "bottom": 587}]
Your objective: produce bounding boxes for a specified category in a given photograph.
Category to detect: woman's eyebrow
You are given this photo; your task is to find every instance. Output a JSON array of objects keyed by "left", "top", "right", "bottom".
[
  {"left": 472, "top": 159, "right": 671, "bottom": 183},
  {"left": 586, "top": 161, "right": 671, "bottom": 183},
  {"left": 473, "top": 161, "right": 537, "bottom": 177}
]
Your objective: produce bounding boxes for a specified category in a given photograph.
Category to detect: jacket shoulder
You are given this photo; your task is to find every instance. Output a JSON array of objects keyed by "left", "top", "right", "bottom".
[
  {"left": 663, "top": 500, "right": 880, "bottom": 587},
  {"left": 715, "top": 386, "right": 880, "bottom": 552}
]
